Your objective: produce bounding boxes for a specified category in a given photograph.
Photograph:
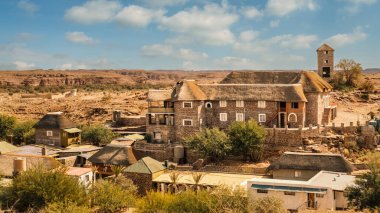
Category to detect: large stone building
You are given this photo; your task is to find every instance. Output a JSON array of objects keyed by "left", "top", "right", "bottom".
[{"left": 146, "top": 70, "right": 336, "bottom": 144}]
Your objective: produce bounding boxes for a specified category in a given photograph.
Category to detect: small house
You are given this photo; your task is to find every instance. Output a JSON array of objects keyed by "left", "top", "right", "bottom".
[
  {"left": 267, "top": 152, "right": 355, "bottom": 180},
  {"left": 124, "top": 157, "right": 166, "bottom": 195},
  {"left": 33, "top": 112, "right": 81, "bottom": 147},
  {"left": 88, "top": 144, "right": 137, "bottom": 176},
  {"left": 65, "top": 166, "right": 93, "bottom": 186}
]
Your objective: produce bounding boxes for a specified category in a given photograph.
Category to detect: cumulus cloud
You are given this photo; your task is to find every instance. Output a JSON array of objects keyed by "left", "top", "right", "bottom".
[
  {"left": 178, "top": 48, "right": 208, "bottom": 61},
  {"left": 141, "top": 44, "right": 173, "bottom": 57},
  {"left": 270, "top": 20, "right": 280, "bottom": 28},
  {"left": 158, "top": 3, "right": 238, "bottom": 46},
  {"left": 64, "top": 0, "right": 121, "bottom": 24},
  {"left": 214, "top": 56, "right": 262, "bottom": 69},
  {"left": 270, "top": 34, "right": 318, "bottom": 49},
  {"left": 266, "top": 0, "right": 317, "bottom": 16},
  {"left": 141, "top": 44, "right": 208, "bottom": 61},
  {"left": 242, "top": 6, "right": 263, "bottom": 19},
  {"left": 17, "top": 0, "right": 38, "bottom": 13},
  {"left": 326, "top": 27, "right": 367, "bottom": 46},
  {"left": 13, "top": 61, "right": 35, "bottom": 70},
  {"left": 65, "top": 32, "right": 98, "bottom": 45},
  {"left": 140, "top": 0, "right": 187, "bottom": 7},
  {"left": 114, "top": 5, "right": 164, "bottom": 27},
  {"left": 239, "top": 30, "right": 260, "bottom": 42}
]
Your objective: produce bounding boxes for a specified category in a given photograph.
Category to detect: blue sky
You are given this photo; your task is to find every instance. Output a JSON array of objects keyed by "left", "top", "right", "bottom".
[{"left": 0, "top": 0, "right": 379, "bottom": 70}]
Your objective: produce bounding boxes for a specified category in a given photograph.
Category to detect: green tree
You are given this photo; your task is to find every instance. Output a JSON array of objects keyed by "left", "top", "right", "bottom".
[
  {"left": 0, "top": 165, "right": 88, "bottom": 212},
  {"left": 90, "top": 178, "right": 136, "bottom": 212},
  {"left": 335, "top": 59, "right": 363, "bottom": 88},
  {"left": 185, "top": 128, "right": 231, "bottom": 162},
  {"left": 228, "top": 119, "right": 266, "bottom": 161},
  {"left": 345, "top": 152, "right": 380, "bottom": 210},
  {"left": 248, "top": 196, "right": 287, "bottom": 213},
  {"left": 12, "top": 120, "right": 36, "bottom": 145},
  {"left": 81, "top": 124, "right": 117, "bottom": 146},
  {"left": 0, "top": 114, "right": 16, "bottom": 140}
]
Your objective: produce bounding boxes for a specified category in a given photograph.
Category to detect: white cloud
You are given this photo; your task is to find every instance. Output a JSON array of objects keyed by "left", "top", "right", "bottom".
[
  {"left": 65, "top": 32, "right": 98, "bottom": 45},
  {"left": 214, "top": 56, "right": 262, "bottom": 69},
  {"left": 270, "top": 34, "right": 318, "bottom": 49},
  {"left": 242, "top": 7, "right": 263, "bottom": 19},
  {"left": 17, "top": 0, "right": 38, "bottom": 13},
  {"left": 326, "top": 27, "right": 367, "bottom": 47},
  {"left": 270, "top": 20, "right": 280, "bottom": 28},
  {"left": 342, "top": 0, "right": 377, "bottom": 13},
  {"left": 140, "top": 0, "right": 187, "bottom": 7},
  {"left": 158, "top": 3, "right": 238, "bottom": 46},
  {"left": 64, "top": 0, "right": 121, "bottom": 24},
  {"left": 115, "top": 5, "right": 164, "bottom": 27},
  {"left": 266, "top": 0, "right": 317, "bottom": 16},
  {"left": 141, "top": 44, "right": 208, "bottom": 61},
  {"left": 13, "top": 61, "right": 35, "bottom": 70},
  {"left": 240, "top": 30, "right": 259, "bottom": 42}
]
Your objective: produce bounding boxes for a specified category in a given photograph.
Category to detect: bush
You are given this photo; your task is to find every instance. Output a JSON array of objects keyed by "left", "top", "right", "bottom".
[
  {"left": 0, "top": 114, "right": 16, "bottom": 139},
  {"left": 248, "top": 196, "right": 287, "bottom": 213},
  {"left": 228, "top": 119, "right": 266, "bottom": 162},
  {"left": 81, "top": 124, "right": 117, "bottom": 146},
  {"left": 12, "top": 120, "right": 36, "bottom": 145},
  {"left": 185, "top": 128, "right": 231, "bottom": 162},
  {"left": 361, "top": 80, "right": 375, "bottom": 93},
  {"left": 90, "top": 178, "right": 136, "bottom": 212},
  {"left": 0, "top": 165, "right": 88, "bottom": 212}
]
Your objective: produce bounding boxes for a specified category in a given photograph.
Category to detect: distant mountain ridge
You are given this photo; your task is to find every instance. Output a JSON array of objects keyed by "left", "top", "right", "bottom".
[{"left": 364, "top": 68, "right": 380, "bottom": 73}]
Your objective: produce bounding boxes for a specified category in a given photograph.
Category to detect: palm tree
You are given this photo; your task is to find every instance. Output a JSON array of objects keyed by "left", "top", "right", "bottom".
[
  {"left": 168, "top": 172, "right": 181, "bottom": 193},
  {"left": 191, "top": 172, "right": 205, "bottom": 193},
  {"left": 110, "top": 165, "right": 126, "bottom": 178}
]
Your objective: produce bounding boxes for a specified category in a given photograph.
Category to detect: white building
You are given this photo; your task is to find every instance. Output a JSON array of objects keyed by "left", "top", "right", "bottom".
[
  {"left": 66, "top": 166, "right": 93, "bottom": 186},
  {"left": 247, "top": 171, "right": 355, "bottom": 211}
]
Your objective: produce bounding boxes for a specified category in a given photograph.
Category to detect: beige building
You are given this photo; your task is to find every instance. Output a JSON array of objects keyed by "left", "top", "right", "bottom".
[{"left": 247, "top": 171, "right": 355, "bottom": 211}]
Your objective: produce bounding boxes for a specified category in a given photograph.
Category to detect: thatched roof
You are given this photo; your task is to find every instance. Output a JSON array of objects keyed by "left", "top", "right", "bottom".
[
  {"left": 220, "top": 71, "right": 333, "bottom": 93},
  {"left": 268, "top": 152, "right": 356, "bottom": 173},
  {"left": 198, "top": 84, "right": 307, "bottom": 102},
  {"left": 172, "top": 80, "right": 207, "bottom": 101},
  {"left": 88, "top": 144, "right": 137, "bottom": 166},
  {"left": 33, "top": 112, "right": 76, "bottom": 129},
  {"left": 317, "top": 43, "right": 334, "bottom": 51},
  {"left": 147, "top": 90, "right": 172, "bottom": 101},
  {"left": 124, "top": 157, "right": 165, "bottom": 174},
  {"left": 0, "top": 141, "right": 18, "bottom": 154}
]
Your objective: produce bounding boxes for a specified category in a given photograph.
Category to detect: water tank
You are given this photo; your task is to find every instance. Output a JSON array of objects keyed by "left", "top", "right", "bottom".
[
  {"left": 174, "top": 145, "right": 185, "bottom": 160},
  {"left": 13, "top": 158, "right": 26, "bottom": 176}
]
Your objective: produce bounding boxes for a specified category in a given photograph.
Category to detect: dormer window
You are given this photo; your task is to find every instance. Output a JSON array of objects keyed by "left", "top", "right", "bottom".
[
  {"left": 258, "top": 101, "right": 266, "bottom": 108},
  {"left": 236, "top": 100, "right": 244, "bottom": 107},
  {"left": 219, "top": 100, "right": 227, "bottom": 107},
  {"left": 183, "top": 102, "right": 192, "bottom": 108}
]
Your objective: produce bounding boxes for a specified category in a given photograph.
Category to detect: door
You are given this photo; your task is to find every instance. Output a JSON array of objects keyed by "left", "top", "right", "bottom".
[
  {"left": 322, "top": 67, "right": 330, "bottom": 78},
  {"left": 279, "top": 113, "right": 286, "bottom": 128},
  {"left": 307, "top": 193, "right": 316, "bottom": 209}
]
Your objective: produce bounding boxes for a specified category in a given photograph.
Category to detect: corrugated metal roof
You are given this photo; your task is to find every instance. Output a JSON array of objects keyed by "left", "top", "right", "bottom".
[{"left": 64, "top": 128, "right": 82, "bottom": 133}]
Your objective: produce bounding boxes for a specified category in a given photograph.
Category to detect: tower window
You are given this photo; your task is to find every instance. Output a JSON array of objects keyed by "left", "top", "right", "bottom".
[
  {"left": 324, "top": 51, "right": 328, "bottom": 54},
  {"left": 324, "top": 60, "right": 328, "bottom": 64}
]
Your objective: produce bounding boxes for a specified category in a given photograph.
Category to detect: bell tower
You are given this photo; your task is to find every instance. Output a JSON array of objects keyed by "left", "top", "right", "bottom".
[{"left": 316, "top": 43, "right": 334, "bottom": 78}]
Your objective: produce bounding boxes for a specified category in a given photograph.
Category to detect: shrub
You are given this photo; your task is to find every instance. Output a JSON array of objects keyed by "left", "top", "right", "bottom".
[
  {"left": 12, "top": 120, "right": 36, "bottom": 145},
  {"left": 81, "top": 124, "right": 117, "bottom": 146},
  {"left": 248, "top": 196, "right": 287, "bottom": 213},
  {"left": 0, "top": 114, "right": 16, "bottom": 139}
]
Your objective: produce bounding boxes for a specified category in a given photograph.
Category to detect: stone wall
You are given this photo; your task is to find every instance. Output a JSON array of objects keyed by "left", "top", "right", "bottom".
[
  {"left": 174, "top": 101, "right": 203, "bottom": 141},
  {"left": 124, "top": 172, "right": 153, "bottom": 195},
  {"left": 35, "top": 128, "right": 62, "bottom": 147}
]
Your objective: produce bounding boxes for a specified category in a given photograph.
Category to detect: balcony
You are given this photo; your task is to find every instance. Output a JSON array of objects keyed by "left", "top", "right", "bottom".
[{"left": 148, "top": 107, "right": 174, "bottom": 114}]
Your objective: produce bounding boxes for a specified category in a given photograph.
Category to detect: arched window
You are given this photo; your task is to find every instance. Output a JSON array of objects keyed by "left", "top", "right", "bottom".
[
  {"left": 288, "top": 113, "right": 297, "bottom": 123},
  {"left": 205, "top": 102, "right": 212, "bottom": 108}
]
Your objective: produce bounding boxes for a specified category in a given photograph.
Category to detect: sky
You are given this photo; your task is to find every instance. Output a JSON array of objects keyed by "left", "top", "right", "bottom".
[{"left": 0, "top": 0, "right": 379, "bottom": 71}]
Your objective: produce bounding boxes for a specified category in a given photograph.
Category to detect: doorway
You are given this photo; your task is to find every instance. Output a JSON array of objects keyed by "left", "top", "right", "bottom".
[
  {"left": 279, "top": 112, "right": 286, "bottom": 128},
  {"left": 307, "top": 193, "right": 316, "bottom": 209},
  {"left": 322, "top": 67, "right": 331, "bottom": 78}
]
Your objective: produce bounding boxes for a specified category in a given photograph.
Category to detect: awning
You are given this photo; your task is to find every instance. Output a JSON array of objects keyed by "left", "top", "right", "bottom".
[
  {"left": 64, "top": 128, "right": 82, "bottom": 133},
  {"left": 251, "top": 184, "right": 327, "bottom": 194}
]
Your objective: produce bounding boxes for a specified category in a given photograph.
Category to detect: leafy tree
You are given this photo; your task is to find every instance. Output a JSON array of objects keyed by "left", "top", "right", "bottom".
[
  {"left": 90, "top": 178, "right": 137, "bottom": 212},
  {"left": 248, "top": 196, "right": 287, "bottom": 213},
  {"left": 81, "top": 124, "right": 117, "bottom": 146},
  {"left": 0, "top": 114, "right": 16, "bottom": 140},
  {"left": 205, "top": 185, "right": 248, "bottom": 213},
  {"left": 185, "top": 128, "right": 231, "bottom": 162},
  {"left": 228, "top": 119, "right": 266, "bottom": 161},
  {"left": 335, "top": 59, "right": 363, "bottom": 88},
  {"left": 0, "top": 165, "right": 88, "bottom": 212},
  {"left": 12, "top": 120, "right": 36, "bottom": 145},
  {"left": 345, "top": 152, "right": 380, "bottom": 210}
]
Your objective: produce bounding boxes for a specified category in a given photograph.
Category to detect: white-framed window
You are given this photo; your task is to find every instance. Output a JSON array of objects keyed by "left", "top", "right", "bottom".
[
  {"left": 219, "top": 100, "right": 227, "bottom": 107},
  {"left": 205, "top": 102, "right": 212, "bottom": 108},
  {"left": 258, "top": 101, "right": 266, "bottom": 108},
  {"left": 288, "top": 113, "right": 297, "bottom": 122},
  {"left": 236, "top": 113, "right": 244, "bottom": 121},
  {"left": 46, "top": 131, "right": 53, "bottom": 137},
  {"left": 258, "top": 114, "right": 266, "bottom": 122},
  {"left": 220, "top": 113, "right": 227, "bottom": 121},
  {"left": 291, "top": 102, "right": 299, "bottom": 109},
  {"left": 295, "top": 170, "right": 302, "bottom": 178},
  {"left": 236, "top": 100, "right": 244, "bottom": 107},
  {"left": 183, "top": 102, "right": 192, "bottom": 108},
  {"left": 183, "top": 119, "right": 193, "bottom": 126}
]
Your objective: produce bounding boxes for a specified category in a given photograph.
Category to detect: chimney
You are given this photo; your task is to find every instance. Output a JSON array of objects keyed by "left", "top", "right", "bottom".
[{"left": 42, "top": 146, "right": 47, "bottom": 156}]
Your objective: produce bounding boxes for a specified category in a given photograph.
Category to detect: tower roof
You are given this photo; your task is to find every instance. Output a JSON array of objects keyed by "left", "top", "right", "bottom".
[{"left": 317, "top": 43, "right": 334, "bottom": 51}]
